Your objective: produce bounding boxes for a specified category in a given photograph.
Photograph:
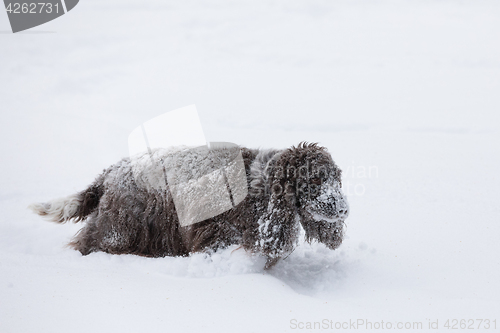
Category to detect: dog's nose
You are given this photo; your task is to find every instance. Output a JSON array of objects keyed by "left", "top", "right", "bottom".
[
  {"left": 337, "top": 209, "right": 348, "bottom": 219},
  {"left": 336, "top": 201, "right": 349, "bottom": 219}
]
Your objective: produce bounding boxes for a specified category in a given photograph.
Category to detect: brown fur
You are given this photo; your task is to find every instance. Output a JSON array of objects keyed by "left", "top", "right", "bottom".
[{"left": 30, "top": 142, "right": 349, "bottom": 269}]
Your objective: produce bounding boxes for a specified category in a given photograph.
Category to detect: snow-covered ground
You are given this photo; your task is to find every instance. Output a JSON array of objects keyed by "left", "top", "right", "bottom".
[{"left": 1, "top": 1, "right": 499, "bottom": 332}]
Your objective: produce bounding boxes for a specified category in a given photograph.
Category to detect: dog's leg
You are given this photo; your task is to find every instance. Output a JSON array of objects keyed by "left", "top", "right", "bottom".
[
  {"left": 264, "top": 256, "right": 280, "bottom": 270},
  {"left": 67, "top": 219, "right": 99, "bottom": 255}
]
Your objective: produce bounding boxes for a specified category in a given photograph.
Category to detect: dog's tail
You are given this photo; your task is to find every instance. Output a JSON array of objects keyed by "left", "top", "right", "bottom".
[{"left": 29, "top": 177, "right": 104, "bottom": 224}]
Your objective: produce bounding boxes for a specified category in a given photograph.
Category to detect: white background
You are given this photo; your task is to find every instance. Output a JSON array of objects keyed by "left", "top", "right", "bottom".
[{"left": 1, "top": 1, "right": 499, "bottom": 332}]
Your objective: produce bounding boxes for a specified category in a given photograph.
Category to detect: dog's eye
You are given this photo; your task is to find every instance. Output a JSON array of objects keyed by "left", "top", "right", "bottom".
[{"left": 311, "top": 177, "right": 322, "bottom": 185}]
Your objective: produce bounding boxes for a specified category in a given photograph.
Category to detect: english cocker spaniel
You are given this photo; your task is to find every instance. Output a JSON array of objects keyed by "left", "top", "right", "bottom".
[{"left": 30, "top": 142, "right": 349, "bottom": 269}]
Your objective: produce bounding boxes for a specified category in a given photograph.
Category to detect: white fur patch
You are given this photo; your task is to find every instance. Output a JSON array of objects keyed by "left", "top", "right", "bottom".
[{"left": 28, "top": 194, "right": 81, "bottom": 223}]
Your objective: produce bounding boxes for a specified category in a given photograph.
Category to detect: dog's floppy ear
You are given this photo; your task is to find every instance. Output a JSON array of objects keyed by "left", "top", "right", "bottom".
[{"left": 254, "top": 148, "right": 301, "bottom": 269}]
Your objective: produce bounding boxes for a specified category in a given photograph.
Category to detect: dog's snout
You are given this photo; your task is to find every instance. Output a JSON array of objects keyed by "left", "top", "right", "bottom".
[{"left": 335, "top": 195, "right": 349, "bottom": 219}]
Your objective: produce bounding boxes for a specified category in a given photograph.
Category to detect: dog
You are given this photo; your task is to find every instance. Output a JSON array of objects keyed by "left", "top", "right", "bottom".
[{"left": 30, "top": 142, "right": 349, "bottom": 269}]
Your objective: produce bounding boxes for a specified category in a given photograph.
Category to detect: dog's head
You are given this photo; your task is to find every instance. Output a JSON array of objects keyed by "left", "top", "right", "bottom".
[
  {"left": 255, "top": 142, "right": 349, "bottom": 263},
  {"left": 269, "top": 142, "right": 349, "bottom": 223}
]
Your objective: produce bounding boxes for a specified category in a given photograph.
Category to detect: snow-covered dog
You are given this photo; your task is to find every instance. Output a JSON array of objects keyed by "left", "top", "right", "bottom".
[{"left": 30, "top": 142, "right": 349, "bottom": 268}]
